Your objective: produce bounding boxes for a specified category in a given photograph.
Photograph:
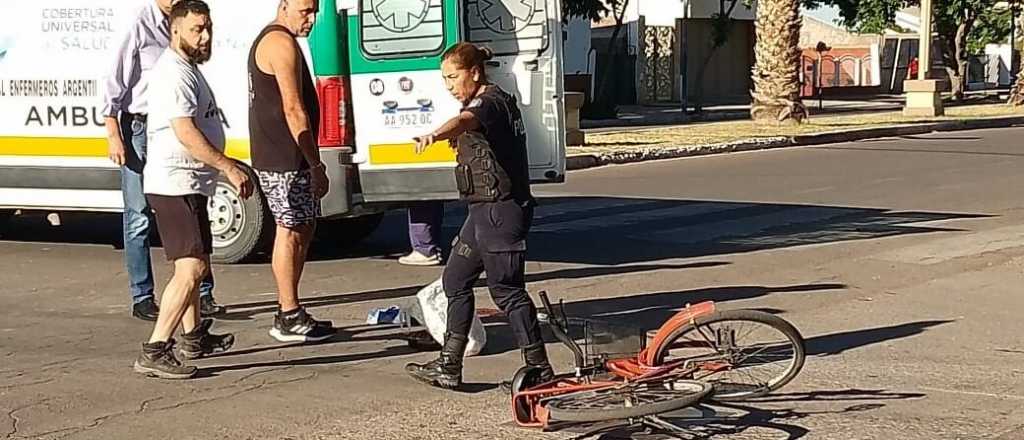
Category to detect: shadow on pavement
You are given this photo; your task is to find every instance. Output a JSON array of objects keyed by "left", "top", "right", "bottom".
[
  {"left": 202, "top": 324, "right": 409, "bottom": 359},
  {"left": 821, "top": 145, "right": 1024, "bottom": 158},
  {"left": 520, "top": 197, "right": 986, "bottom": 266},
  {"left": 216, "top": 262, "right": 729, "bottom": 322},
  {"left": 565, "top": 388, "right": 925, "bottom": 439},
  {"left": 478, "top": 282, "right": 846, "bottom": 357},
  {"left": 805, "top": 320, "right": 955, "bottom": 356},
  {"left": 196, "top": 345, "right": 419, "bottom": 378},
  {"left": 1, "top": 197, "right": 987, "bottom": 268}
]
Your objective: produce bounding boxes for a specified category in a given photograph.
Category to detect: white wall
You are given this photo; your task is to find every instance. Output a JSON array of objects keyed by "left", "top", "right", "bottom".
[
  {"left": 685, "top": 0, "right": 756, "bottom": 20},
  {"left": 633, "top": 0, "right": 757, "bottom": 23},
  {"left": 985, "top": 43, "right": 1012, "bottom": 85},
  {"left": 870, "top": 43, "right": 881, "bottom": 87},
  {"left": 564, "top": 17, "right": 593, "bottom": 74}
]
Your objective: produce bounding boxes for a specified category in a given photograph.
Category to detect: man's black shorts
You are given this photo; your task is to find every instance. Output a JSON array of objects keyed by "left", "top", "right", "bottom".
[{"left": 146, "top": 194, "right": 212, "bottom": 261}]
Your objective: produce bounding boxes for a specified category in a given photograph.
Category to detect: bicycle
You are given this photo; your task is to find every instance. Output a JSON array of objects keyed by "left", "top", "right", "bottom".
[{"left": 510, "top": 292, "right": 806, "bottom": 430}]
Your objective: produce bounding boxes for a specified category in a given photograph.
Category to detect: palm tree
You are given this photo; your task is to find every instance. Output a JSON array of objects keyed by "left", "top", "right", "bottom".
[
  {"left": 1010, "top": 2, "right": 1023, "bottom": 106},
  {"left": 750, "top": 0, "right": 807, "bottom": 124},
  {"left": 1011, "top": 73, "right": 1024, "bottom": 107}
]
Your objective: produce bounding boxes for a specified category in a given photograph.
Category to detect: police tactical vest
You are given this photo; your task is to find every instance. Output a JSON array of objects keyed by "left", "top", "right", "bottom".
[{"left": 454, "top": 131, "right": 513, "bottom": 203}]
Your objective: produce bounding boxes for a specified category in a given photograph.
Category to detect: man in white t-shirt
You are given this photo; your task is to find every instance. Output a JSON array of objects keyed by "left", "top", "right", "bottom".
[{"left": 134, "top": 0, "right": 254, "bottom": 380}]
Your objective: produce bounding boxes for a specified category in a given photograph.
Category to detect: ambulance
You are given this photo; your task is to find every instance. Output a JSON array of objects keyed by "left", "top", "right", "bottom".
[{"left": 0, "top": 0, "right": 566, "bottom": 262}]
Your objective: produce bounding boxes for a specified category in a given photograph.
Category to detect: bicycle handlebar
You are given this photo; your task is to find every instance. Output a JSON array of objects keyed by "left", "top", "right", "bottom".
[{"left": 538, "top": 291, "right": 586, "bottom": 369}]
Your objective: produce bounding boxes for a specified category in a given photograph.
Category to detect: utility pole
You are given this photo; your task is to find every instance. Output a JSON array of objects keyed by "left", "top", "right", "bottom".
[
  {"left": 903, "top": 0, "right": 944, "bottom": 116},
  {"left": 918, "top": 0, "right": 932, "bottom": 80},
  {"left": 679, "top": 0, "right": 689, "bottom": 116}
]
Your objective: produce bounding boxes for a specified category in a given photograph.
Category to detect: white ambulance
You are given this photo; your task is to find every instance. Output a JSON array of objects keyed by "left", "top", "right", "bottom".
[{"left": 0, "top": 0, "right": 566, "bottom": 262}]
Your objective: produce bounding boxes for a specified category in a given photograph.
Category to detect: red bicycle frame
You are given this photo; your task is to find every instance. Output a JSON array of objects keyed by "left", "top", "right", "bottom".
[{"left": 512, "top": 300, "right": 718, "bottom": 427}]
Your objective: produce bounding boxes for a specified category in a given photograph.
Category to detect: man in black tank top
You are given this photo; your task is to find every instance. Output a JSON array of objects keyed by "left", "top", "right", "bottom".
[{"left": 247, "top": 0, "right": 336, "bottom": 343}]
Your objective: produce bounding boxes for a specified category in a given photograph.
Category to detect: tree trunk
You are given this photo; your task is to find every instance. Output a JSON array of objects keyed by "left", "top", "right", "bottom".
[
  {"left": 1012, "top": 7, "right": 1024, "bottom": 106},
  {"left": 591, "top": 0, "right": 630, "bottom": 116},
  {"left": 944, "top": 15, "right": 974, "bottom": 101},
  {"left": 945, "top": 66, "right": 964, "bottom": 100},
  {"left": 693, "top": 0, "right": 739, "bottom": 113},
  {"left": 953, "top": 23, "right": 968, "bottom": 100},
  {"left": 750, "top": 0, "right": 806, "bottom": 124},
  {"left": 692, "top": 47, "right": 720, "bottom": 113},
  {"left": 1010, "top": 71, "right": 1024, "bottom": 106}
]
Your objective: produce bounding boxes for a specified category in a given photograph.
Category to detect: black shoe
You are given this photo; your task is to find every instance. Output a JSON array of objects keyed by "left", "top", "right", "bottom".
[
  {"left": 199, "top": 296, "right": 226, "bottom": 317},
  {"left": 406, "top": 333, "right": 467, "bottom": 390},
  {"left": 522, "top": 341, "right": 556, "bottom": 383},
  {"left": 179, "top": 319, "right": 235, "bottom": 360},
  {"left": 269, "top": 307, "right": 337, "bottom": 343},
  {"left": 133, "top": 339, "right": 197, "bottom": 379},
  {"left": 131, "top": 298, "right": 159, "bottom": 321}
]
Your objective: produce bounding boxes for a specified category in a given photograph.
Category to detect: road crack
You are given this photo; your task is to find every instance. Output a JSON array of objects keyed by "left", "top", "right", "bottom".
[
  {"left": 0, "top": 379, "right": 56, "bottom": 392},
  {"left": 31, "top": 371, "right": 317, "bottom": 439},
  {"left": 4, "top": 399, "right": 51, "bottom": 440}
]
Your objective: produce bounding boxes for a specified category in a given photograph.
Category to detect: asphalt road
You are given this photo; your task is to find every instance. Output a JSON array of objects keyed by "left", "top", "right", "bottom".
[{"left": 3, "top": 127, "right": 1024, "bottom": 439}]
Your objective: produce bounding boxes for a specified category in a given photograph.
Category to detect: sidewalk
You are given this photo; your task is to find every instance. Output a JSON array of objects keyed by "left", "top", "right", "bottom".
[
  {"left": 582, "top": 96, "right": 904, "bottom": 133},
  {"left": 567, "top": 103, "right": 1024, "bottom": 170},
  {"left": 581, "top": 91, "right": 1008, "bottom": 134}
]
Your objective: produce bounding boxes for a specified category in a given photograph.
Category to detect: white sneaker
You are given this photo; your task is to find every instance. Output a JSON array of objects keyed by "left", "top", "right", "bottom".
[{"left": 398, "top": 251, "right": 441, "bottom": 266}]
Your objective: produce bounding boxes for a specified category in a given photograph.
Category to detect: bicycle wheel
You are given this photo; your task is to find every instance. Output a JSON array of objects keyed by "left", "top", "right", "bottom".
[
  {"left": 510, "top": 366, "right": 548, "bottom": 421},
  {"left": 544, "top": 379, "right": 711, "bottom": 423},
  {"left": 651, "top": 309, "right": 805, "bottom": 401}
]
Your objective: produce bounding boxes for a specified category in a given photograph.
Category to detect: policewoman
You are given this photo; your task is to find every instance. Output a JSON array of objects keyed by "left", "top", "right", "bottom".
[{"left": 406, "top": 42, "right": 554, "bottom": 389}]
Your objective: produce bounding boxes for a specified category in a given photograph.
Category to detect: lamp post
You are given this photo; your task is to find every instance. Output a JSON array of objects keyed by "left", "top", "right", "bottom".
[{"left": 815, "top": 41, "right": 831, "bottom": 110}]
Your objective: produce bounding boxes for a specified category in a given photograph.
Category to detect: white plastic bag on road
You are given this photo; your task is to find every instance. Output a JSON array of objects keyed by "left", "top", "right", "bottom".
[{"left": 416, "top": 277, "right": 487, "bottom": 357}]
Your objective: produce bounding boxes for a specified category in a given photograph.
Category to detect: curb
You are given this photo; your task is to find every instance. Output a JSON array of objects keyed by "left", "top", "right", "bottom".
[
  {"left": 567, "top": 115, "right": 1024, "bottom": 171},
  {"left": 580, "top": 111, "right": 750, "bottom": 130}
]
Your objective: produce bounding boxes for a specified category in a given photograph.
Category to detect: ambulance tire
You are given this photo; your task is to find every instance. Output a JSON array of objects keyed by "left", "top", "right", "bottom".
[{"left": 209, "top": 167, "right": 274, "bottom": 264}]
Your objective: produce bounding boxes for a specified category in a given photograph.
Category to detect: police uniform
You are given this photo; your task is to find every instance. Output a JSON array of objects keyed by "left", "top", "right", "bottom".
[{"left": 443, "top": 85, "right": 542, "bottom": 349}]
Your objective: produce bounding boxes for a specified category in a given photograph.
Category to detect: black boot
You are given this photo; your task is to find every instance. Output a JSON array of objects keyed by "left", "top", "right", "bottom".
[
  {"left": 133, "top": 339, "right": 197, "bottom": 380},
  {"left": 522, "top": 341, "right": 555, "bottom": 383},
  {"left": 405, "top": 332, "right": 468, "bottom": 390},
  {"left": 179, "top": 319, "right": 235, "bottom": 360}
]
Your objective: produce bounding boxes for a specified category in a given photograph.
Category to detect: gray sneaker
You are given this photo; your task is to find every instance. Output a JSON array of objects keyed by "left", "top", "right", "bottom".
[{"left": 134, "top": 339, "right": 197, "bottom": 380}]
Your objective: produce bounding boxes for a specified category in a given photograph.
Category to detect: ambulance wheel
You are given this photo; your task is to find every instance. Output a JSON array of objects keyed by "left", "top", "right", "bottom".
[{"left": 209, "top": 168, "right": 273, "bottom": 264}]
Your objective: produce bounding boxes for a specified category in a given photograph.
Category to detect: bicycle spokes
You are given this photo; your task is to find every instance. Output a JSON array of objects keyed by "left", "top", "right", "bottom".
[{"left": 660, "top": 318, "right": 801, "bottom": 399}]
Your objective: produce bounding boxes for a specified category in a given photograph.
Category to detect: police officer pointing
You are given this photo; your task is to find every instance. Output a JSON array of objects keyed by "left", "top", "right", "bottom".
[{"left": 406, "top": 43, "right": 554, "bottom": 389}]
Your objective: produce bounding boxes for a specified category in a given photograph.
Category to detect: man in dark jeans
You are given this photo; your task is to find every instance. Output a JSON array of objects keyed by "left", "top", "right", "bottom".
[{"left": 102, "top": 0, "right": 225, "bottom": 321}]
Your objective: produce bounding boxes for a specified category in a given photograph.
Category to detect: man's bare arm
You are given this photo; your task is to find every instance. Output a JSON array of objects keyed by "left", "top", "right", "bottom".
[
  {"left": 104, "top": 117, "right": 127, "bottom": 166},
  {"left": 260, "top": 31, "right": 321, "bottom": 168},
  {"left": 171, "top": 117, "right": 252, "bottom": 199},
  {"left": 170, "top": 117, "right": 236, "bottom": 171}
]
